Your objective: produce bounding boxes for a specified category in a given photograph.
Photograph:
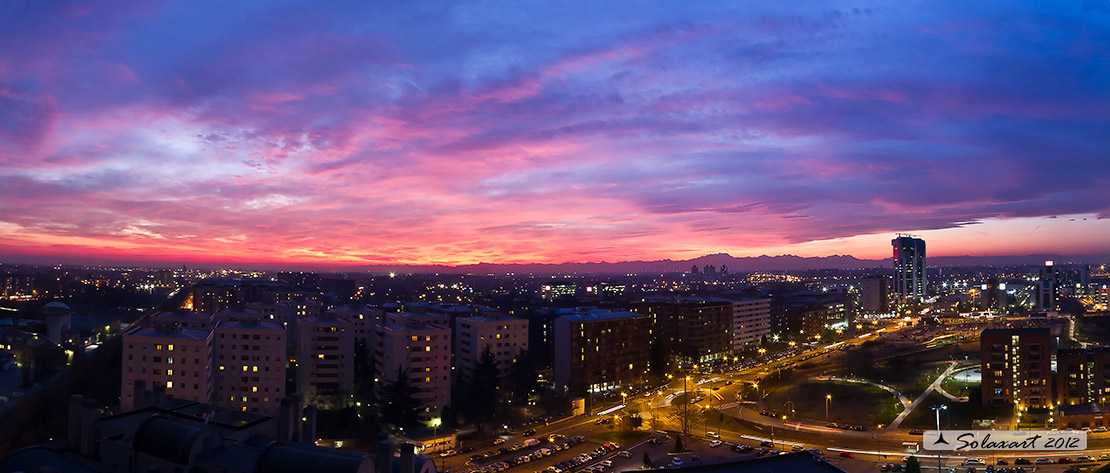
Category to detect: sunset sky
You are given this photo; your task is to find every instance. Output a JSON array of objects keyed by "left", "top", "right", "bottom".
[{"left": 2, "top": 1, "right": 1109, "bottom": 266}]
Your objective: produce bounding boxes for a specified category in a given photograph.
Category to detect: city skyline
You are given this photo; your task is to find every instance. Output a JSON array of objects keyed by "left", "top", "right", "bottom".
[{"left": 2, "top": 1, "right": 1109, "bottom": 266}]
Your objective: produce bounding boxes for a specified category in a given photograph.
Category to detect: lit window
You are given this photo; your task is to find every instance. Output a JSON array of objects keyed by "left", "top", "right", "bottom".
[
  {"left": 168, "top": 344, "right": 174, "bottom": 351},
  {"left": 166, "top": 381, "right": 173, "bottom": 388}
]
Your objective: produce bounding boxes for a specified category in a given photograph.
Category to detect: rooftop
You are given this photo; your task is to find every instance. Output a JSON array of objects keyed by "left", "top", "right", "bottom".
[
  {"left": 560, "top": 309, "right": 645, "bottom": 322},
  {"left": 621, "top": 452, "right": 845, "bottom": 473},
  {"left": 127, "top": 326, "right": 211, "bottom": 340}
]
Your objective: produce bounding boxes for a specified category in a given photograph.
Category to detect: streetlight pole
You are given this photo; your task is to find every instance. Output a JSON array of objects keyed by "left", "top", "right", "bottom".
[
  {"left": 931, "top": 404, "right": 947, "bottom": 473},
  {"left": 825, "top": 394, "right": 831, "bottom": 420},
  {"left": 432, "top": 417, "right": 442, "bottom": 471},
  {"left": 683, "top": 376, "right": 690, "bottom": 448}
]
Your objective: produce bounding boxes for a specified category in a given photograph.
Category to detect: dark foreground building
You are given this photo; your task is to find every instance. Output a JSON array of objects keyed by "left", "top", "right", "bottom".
[
  {"left": 0, "top": 390, "right": 435, "bottom": 473},
  {"left": 627, "top": 451, "right": 847, "bottom": 473}
]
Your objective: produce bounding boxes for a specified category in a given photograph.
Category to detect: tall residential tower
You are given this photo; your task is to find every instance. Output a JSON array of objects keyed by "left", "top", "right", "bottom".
[{"left": 892, "top": 235, "right": 926, "bottom": 302}]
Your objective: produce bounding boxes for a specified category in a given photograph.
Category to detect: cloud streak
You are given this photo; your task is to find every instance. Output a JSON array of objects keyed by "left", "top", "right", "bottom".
[{"left": 1, "top": 0, "right": 1109, "bottom": 266}]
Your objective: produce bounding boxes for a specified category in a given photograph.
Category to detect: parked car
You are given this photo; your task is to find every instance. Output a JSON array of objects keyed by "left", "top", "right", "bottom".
[
  {"left": 839, "top": 452, "right": 854, "bottom": 458},
  {"left": 709, "top": 440, "right": 722, "bottom": 448}
]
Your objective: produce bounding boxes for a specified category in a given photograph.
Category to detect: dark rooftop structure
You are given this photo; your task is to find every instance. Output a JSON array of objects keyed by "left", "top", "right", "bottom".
[
  {"left": 624, "top": 451, "right": 848, "bottom": 473},
  {"left": 0, "top": 392, "right": 434, "bottom": 473}
]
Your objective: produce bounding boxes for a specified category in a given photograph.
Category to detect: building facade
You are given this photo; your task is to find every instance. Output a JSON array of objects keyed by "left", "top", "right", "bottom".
[
  {"left": 121, "top": 325, "right": 213, "bottom": 411},
  {"left": 980, "top": 328, "right": 1052, "bottom": 409},
  {"left": 455, "top": 316, "right": 529, "bottom": 382},
  {"left": 295, "top": 314, "right": 355, "bottom": 407},
  {"left": 1057, "top": 347, "right": 1110, "bottom": 407},
  {"left": 375, "top": 323, "right": 452, "bottom": 419},
  {"left": 859, "top": 277, "right": 889, "bottom": 313},
  {"left": 730, "top": 298, "right": 772, "bottom": 350},
  {"left": 553, "top": 310, "right": 652, "bottom": 394},
  {"left": 213, "top": 318, "right": 286, "bottom": 415},
  {"left": 632, "top": 301, "right": 733, "bottom": 363},
  {"left": 892, "top": 236, "right": 926, "bottom": 302}
]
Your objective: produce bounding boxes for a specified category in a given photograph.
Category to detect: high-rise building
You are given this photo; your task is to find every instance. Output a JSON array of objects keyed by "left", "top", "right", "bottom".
[
  {"left": 729, "top": 298, "right": 771, "bottom": 350},
  {"left": 859, "top": 277, "right": 889, "bottom": 313},
  {"left": 541, "top": 282, "right": 577, "bottom": 301},
  {"left": 375, "top": 323, "right": 452, "bottom": 420},
  {"left": 455, "top": 316, "right": 529, "bottom": 382},
  {"left": 892, "top": 236, "right": 926, "bottom": 302},
  {"left": 630, "top": 300, "right": 733, "bottom": 363},
  {"left": 980, "top": 328, "right": 1052, "bottom": 409},
  {"left": 1039, "top": 260, "right": 1059, "bottom": 311},
  {"left": 212, "top": 316, "right": 286, "bottom": 415},
  {"left": 1057, "top": 347, "right": 1110, "bottom": 407},
  {"left": 295, "top": 314, "right": 355, "bottom": 407},
  {"left": 553, "top": 310, "right": 651, "bottom": 394},
  {"left": 121, "top": 325, "right": 213, "bottom": 411}
]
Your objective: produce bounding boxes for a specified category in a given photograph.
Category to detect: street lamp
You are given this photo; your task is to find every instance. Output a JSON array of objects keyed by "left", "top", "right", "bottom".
[
  {"left": 683, "top": 376, "right": 691, "bottom": 447},
  {"left": 431, "top": 417, "right": 442, "bottom": 471},
  {"left": 825, "top": 394, "right": 832, "bottom": 420},
  {"left": 931, "top": 404, "right": 947, "bottom": 473},
  {"left": 875, "top": 424, "right": 884, "bottom": 459}
]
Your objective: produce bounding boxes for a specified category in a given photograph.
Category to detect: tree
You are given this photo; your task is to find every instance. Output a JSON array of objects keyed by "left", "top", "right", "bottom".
[
  {"left": 904, "top": 456, "right": 921, "bottom": 473},
  {"left": 642, "top": 452, "right": 653, "bottom": 469},
  {"left": 674, "top": 435, "right": 684, "bottom": 452},
  {"left": 462, "top": 346, "right": 502, "bottom": 428},
  {"left": 507, "top": 349, "right": 539, "bottom": 402},
  {"left": 352, "top": 339, "right": 377, "bottom": 419},
  {"left": 381, "top": 366, "right": 422, "bottom": 432}
]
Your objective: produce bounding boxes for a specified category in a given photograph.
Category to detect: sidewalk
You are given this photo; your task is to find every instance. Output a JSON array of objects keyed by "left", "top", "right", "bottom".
[{"left": 889, "top": 361, "right": 959, "bottom": 428}]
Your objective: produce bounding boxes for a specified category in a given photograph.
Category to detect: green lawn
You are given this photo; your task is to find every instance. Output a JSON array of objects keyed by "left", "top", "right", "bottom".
[
  {"left": 940, "top": 374, "right": 978, "bottom": 397},
  {"left": 763, "top": 381, "right": 903, "bottom": 426}
]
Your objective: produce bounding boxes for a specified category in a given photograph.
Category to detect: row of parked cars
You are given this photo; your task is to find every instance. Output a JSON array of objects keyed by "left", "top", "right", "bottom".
[
  {"left": 543, "top": 442, "right": 623, "bottom": 473},
  {"left": 468, "top": 436, "right": 589, "bottom": 473}
]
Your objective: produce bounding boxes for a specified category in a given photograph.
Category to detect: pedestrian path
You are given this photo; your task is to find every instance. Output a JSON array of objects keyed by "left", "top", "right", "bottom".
[{"left": 888, "top": 361, "right": 959, "bottom": 429}]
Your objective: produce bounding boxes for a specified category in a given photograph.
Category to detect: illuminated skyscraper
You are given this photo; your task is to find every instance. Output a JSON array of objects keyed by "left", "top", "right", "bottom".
[{"left": 892, "top": 235, "right": 926, "bottom": 301}]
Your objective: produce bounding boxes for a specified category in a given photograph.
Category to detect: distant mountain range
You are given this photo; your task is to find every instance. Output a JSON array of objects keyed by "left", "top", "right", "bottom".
[
  {"left": 354, "top": 252, "right": 1110, "bottom": 275},
  {"left": 4, "top": 252, "right": 1107, "bottom": 274}
]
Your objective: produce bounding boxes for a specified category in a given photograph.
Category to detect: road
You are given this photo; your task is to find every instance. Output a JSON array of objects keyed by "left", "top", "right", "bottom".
[{"left": 441, "top": 318, "right": 1105, "bottom": 473}]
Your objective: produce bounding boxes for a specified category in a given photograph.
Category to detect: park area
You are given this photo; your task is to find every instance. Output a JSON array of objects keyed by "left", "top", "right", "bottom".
[{"left": 751, "top": 339, "right": 992, "bottom": 428}]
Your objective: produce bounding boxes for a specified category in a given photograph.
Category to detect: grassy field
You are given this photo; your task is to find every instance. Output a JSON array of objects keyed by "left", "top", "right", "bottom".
[
  {"left": 940, "top": 372, "right": 978, "bottom": 397},
  {"left": 763, "top": 381, "right": 903, "bottom": 426}
]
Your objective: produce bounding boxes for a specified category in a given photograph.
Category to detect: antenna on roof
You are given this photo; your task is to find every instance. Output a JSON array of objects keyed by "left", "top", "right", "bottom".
[{"left": 894, "top": 233, "right": 921, "bottom": 238}]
